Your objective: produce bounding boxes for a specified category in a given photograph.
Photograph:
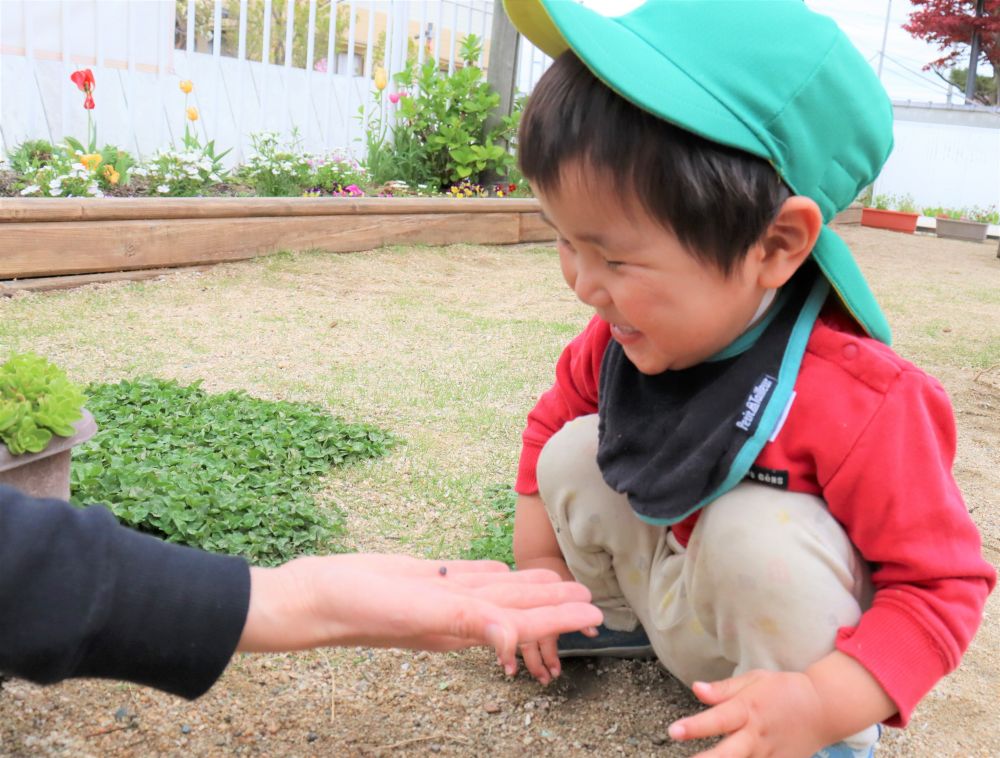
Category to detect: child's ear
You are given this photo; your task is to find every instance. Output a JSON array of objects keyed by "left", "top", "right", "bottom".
[{"left": 754, "top": 196, "right": 823, "bottom": 289}]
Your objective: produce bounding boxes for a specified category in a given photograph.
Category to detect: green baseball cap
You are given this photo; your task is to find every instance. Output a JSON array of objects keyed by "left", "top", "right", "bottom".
[{"left": 504, "top": 0, "right": 895, "bottom": 344}]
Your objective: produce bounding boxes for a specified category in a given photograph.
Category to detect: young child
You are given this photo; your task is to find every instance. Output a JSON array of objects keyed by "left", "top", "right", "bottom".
[{"left": 503, "top": 2, "right": 996, "bottom": 757}]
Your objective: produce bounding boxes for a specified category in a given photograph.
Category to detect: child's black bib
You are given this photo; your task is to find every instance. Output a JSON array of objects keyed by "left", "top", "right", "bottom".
[{"left": 596, "top": 265, "right": 829, "bottom": 526}]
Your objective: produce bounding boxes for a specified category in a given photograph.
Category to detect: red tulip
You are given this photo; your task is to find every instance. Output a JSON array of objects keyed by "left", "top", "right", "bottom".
[
  {"left": 388, "top": 92, "right": 401, "bottom": 104},
  {"left": 71, "top": 68, "right": 96, "bottom": 109},
  {"left": 70, "top": 68, "right": 95, "bottom": 93}
]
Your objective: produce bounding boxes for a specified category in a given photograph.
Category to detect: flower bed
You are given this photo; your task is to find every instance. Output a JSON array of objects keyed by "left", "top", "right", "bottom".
[{"left": 0, "top": 197, "right": 554, "bottom": 289}]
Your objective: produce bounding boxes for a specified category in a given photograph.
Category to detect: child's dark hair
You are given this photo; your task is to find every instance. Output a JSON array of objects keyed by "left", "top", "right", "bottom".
[{"left": 519, "top": 52, "right": 791, "bottom": 275}]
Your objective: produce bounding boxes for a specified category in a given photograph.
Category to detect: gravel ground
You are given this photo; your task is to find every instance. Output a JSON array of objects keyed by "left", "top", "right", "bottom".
[{"left": 0, "top": 227, "right": 997, "bottom": 757}]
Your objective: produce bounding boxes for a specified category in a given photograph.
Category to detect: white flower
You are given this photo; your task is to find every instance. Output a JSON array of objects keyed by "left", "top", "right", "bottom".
[
  {"left": 49, "top": 187, "right": 62, "bottom": 196},
  {"left": 157, "top": 184, "right": 170, "bottom": 193},
  {"left": 20, "top": 184, "right": 40, "bottom": 196}
]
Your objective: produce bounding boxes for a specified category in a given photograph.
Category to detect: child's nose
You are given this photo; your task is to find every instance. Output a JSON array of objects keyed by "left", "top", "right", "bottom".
[{"left": 573, "top": 261, "right": 610, "bottom": 308}]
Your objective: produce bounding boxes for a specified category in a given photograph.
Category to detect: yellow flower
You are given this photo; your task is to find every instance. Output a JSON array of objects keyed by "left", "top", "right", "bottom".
[
  {"left": 374, "top": 67, "right": 387, "bottom": 91},
  {"left": 179, "top": 79, "right": 193, "bottom": 94},
  {"left": 79, "top": 153, "right": 102, "bottom": 171},
  {"left": 102, "top": 165, "right": 120, "bottom": 185},
  {"left": 186, "top": 106, "right": 199, "bottom": 121}
]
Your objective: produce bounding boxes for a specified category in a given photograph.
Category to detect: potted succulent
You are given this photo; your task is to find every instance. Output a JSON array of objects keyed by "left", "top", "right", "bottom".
[
  {"left": 861, "top": 193, "right": 920, "bottom": 234},
  {"left": 934, "top": 206, "right": 995, "bottom": 243},
  {"left": 0, "top": 353, "right": 96, "bottom": 500}
]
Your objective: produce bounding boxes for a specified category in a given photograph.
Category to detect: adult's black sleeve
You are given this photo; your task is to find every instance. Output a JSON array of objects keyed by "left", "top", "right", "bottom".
[{"left": 0, "top": 485, "right": 251, "bottom": 699}]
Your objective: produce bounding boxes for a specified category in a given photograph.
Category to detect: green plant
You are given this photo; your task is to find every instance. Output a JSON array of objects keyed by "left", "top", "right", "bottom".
[
  {"left": 7, "top": 139, "right": 57, "bottom": 175},
  {"left": 384, "top": 34, "right": 518, "bottom": 189},
  {"left": 239, "top": 131, "right": 314, "bottom": 196},
  {"left": 965, "top": 205, "right": 999, "bottom": 224},
  {"left": 95, "top": 144, "right": 135, "bottom": 189},
  {"left": 0, "top": 353, "right": 86, "bottom": 455},
  {"left": 462, "top": 484, "right": 516, "bottom": 566},
  {"left": 871, "top": 193, "right": 917, "bottom": 213},
  {"left": 131, "top": 146, "right": 227, "bottom": 196},
  {"left": 72, "top": 378, "right": 395, "bottom": 565},
  {"left": 310, "top": 150, "right": 369, "bottom": 192}
]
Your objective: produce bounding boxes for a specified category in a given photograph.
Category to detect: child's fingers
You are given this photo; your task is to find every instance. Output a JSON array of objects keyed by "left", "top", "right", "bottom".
[
  {"left": 668, "top": 700, "right": 748, "bottom": 742},
  {"left": 538, "top": 635, "right": 562, "bottom": 681},
  {"left": 690, "top": 671, "right": 759, "bottom": 705},
  {"left": 687, "top": 730, "right": 754, "bottom": 758},
  {"left": 518, "top": 640, "right": 553, "bottom": 685}
]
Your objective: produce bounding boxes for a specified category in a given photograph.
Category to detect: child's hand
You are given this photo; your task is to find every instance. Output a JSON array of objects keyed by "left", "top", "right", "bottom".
[
  {"left": 517, "top": 636, "right": 562, "bottom": 685},
  {"left": 667, "top": 651, "right": 896, "bottom": 757},
  {"left": 667, "top": 669, "right": 831, "bottom": 757}
]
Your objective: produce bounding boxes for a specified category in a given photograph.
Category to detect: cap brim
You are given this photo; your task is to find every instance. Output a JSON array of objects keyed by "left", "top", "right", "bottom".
[
  {"left": 813, "top": 226, "right": 891, "bottom": 344},
  {"left": 505, "top": 0, "right": 768, "bottom": 159},
  {"left": 504, "top": 0, "right": 567, "bottom": 59}
]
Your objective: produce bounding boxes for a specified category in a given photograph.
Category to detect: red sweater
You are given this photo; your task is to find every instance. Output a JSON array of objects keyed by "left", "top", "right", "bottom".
[{"left": 516, "top": 305, "right": 995, "bottom": 726}]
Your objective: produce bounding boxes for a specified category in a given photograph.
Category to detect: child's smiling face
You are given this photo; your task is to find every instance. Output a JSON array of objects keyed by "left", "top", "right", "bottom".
[{"left": 534, "top": 163, "right": 776, "bottom": 374}]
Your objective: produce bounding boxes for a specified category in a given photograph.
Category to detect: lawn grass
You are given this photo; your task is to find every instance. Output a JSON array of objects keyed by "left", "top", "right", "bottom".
[
  {"left": 1, "top": 231, "right": 996, "bottom": 562},
  {"left": 0, "top": 243, "right": 590, "bottom": 559}
]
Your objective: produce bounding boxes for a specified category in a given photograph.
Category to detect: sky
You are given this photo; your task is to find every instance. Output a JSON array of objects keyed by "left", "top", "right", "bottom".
[
  {"left": 580, "top": 0, "right": 981, "bottom": 104},
  {"left": 807, "top": 0, "right": 976, "bottom": 104}
]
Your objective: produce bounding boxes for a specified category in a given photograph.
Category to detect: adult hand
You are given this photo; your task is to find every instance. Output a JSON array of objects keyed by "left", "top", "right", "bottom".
[{"left": 238, "top": 553, "right": 603, "bottom": 675}]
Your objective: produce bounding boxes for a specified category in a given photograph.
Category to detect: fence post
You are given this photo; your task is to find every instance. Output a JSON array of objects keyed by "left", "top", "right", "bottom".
[{"left": 483, "top": 0, "right": 519, "bottom": 186}]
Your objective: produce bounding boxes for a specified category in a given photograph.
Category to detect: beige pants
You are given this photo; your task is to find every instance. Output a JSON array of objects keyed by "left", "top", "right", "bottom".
[{"left": 538, "top": 415, "right": 879, "bottom": 749}]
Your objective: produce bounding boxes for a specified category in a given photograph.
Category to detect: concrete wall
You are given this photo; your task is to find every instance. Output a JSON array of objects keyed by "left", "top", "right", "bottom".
[{"left": 874, "top": 102, "right": 1000, "bottom": 212}]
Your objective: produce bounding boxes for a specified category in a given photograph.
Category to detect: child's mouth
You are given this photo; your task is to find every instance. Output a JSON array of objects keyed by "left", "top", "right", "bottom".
[{"left": 610, "top": 323, "right": 641, "bottom": 344}]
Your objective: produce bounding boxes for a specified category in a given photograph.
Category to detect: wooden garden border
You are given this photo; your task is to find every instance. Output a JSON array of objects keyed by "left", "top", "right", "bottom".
[{"left": 0, "top": 197, "right": 555, "bottom": 293}]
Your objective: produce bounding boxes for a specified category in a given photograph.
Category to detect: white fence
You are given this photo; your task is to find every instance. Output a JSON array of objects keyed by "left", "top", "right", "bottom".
[
  {"left": 0, "top": 0, "right": 552, "bottom": 165},
  {"left": 5, "top": 2, "right": 1000, "bottom": 213}
]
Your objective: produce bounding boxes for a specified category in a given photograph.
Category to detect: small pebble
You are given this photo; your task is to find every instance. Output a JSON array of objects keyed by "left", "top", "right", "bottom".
[
  {"left": 483, "top": 702, "right": 501, "bottom": 714},
  {"left": 651, "top": 734, "right": 668, "bottom": 746},
  {"left": 438, "top": 565, "right": 448, "bottom": 576},
  {"left": 180, "top": 725, "right": 191, "bottom": 735},
  {"left": 113, "top": 707, "right": 129, "bottom": 722}
]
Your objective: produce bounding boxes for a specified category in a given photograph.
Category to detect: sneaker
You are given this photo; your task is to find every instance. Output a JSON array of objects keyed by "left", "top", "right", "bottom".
[
  {"left": 814, "top": 725, "right": 882, "bottom": 758},
  {"left": 557, "top": 623, "right": 656, "bottom": 659}
]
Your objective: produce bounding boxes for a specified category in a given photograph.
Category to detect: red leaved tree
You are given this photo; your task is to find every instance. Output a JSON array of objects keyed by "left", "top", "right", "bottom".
[{"left": 904, "top": 0, "right": 1000, "bottom": 103}]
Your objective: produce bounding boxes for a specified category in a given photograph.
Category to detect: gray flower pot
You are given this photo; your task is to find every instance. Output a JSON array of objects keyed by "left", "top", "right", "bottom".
[
  {"left": 0, "top": 410, "right": 97, "bottom": 501},
  {"left": 935, "top": 217, "right": 989, "bottom": 243}
]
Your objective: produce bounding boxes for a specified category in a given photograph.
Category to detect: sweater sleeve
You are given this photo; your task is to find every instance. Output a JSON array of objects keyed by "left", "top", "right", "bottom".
[
  {"left": 823, "top": 371, "right": 996, "bottom": 726},
  {"left": 0, "top": 485, "right": 251, "bottom": 699},
  {"left": 515, "top": 316, "right": 608, "bottom": 494}
]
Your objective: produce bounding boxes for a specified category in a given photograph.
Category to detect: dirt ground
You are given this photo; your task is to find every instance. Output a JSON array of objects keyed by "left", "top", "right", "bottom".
[{"left": 1, "top": 226, "right": 997, "bottom": 757}]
